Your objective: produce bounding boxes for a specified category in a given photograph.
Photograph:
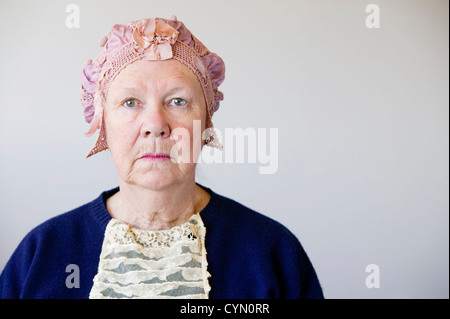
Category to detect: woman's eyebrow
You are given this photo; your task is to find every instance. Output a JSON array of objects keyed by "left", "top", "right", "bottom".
[
  {"left": 113, "top": 85, "right": 193, "bottom": 98},
  {"left": 164, "top": 77, "right": 198, "bottom": 92},
  {"left": 164, "top": 84, "right": 193, "bottom": 95},
  {"left": 111, "top": 77, "right": 197, "bottom": 99},
  {"left": 114, "top": 85, "right": 143, "bottom": 94}
]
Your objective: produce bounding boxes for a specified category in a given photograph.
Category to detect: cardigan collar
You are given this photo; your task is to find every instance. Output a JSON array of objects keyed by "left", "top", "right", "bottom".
[{"left": 90, "top": 183, "right": 223, "bottom": 231}]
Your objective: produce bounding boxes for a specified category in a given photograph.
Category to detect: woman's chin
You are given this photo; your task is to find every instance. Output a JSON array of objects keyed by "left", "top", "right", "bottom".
[
  {"left": 120, "top": 160, "right": 195, "bottom": 190},
  {"left": 131, "top": 171, "right": 179, "bottom": 191}
]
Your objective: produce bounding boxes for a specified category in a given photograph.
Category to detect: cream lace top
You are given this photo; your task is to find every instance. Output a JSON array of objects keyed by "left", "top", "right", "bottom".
[{"left": 89, "top": 213, "right": 211, "bottom": 299}]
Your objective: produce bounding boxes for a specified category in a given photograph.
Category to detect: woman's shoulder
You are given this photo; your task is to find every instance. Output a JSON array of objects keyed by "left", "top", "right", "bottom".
[
  {"left": 0, "top": 189, "right": 115, "bottom": 298},
  {"left": 202, "top": 186, "right": 300, "bottom": 244},
  {"left": 19, "top": 188, "right": 115, "bottom": 246},
  {"left": 200, "top": 186, "right": 324, "bottom": 299}
]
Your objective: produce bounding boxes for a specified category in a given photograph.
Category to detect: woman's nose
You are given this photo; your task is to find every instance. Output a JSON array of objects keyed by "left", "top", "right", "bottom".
[{"left": 140, "top": 105, "right": 170, "bottom": 139}]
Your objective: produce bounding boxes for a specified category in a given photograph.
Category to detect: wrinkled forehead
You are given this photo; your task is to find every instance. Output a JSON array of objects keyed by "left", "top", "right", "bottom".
[{"left": 108, "top": 58, "right": 202, "bottom": 97}]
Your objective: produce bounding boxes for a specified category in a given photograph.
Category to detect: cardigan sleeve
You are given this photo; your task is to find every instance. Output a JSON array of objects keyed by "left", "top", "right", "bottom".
[
  {"left": 0, "top": 205, "right": 107, "bottom": 299},
  {"left": 0, "top": 232, "right": 38, "bottom": 299},
  {"left": 271, "top": 228, "right": 324, "bottom": 299}
]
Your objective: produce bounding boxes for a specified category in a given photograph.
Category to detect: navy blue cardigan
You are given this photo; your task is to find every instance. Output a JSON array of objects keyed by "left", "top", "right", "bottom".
[{"left": 0, "top": 184, "right": 324, "bottom": 299}]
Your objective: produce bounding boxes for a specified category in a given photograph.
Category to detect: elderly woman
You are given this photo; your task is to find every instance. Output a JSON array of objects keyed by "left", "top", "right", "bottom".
[{"left": 0, "top": 16, "right": 323, "bottom": 299}]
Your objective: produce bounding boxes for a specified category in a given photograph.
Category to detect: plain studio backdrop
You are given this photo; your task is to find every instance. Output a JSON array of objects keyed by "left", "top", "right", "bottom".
[{"left": 0, "top": 0, "right": 448, "bottom": 299}]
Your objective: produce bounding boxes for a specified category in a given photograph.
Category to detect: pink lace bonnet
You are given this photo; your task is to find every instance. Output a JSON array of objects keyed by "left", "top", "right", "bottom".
[{"left": 80, "top": 15, "right": 225, "bottom": 157}]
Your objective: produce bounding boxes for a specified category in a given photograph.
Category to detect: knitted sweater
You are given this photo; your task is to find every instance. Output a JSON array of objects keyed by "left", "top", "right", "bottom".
[{"left": 0, "top": 184, "right": 324, "bottom": 299}]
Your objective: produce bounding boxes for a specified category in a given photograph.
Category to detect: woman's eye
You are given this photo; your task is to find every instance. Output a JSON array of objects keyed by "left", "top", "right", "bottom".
[
  {"left": 169, "top": 98, "right": 187, "bottom": 107},
  {"left": 123, "top": 99, "right": 137, "bottom": 108}
]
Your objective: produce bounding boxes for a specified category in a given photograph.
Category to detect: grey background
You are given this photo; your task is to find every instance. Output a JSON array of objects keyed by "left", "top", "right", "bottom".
[{"left": 0, "top": 0, "right": 448, "bottom": 298}]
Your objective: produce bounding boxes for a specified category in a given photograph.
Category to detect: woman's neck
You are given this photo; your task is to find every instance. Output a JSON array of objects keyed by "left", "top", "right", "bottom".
[{"left": 106, "top": 181, "right": 211, "bottom": 231}]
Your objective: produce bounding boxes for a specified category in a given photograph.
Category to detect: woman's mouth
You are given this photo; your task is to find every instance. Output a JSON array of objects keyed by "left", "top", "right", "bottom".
[{"left": 139, "top": 153, "right": 172, "bottom": 162}]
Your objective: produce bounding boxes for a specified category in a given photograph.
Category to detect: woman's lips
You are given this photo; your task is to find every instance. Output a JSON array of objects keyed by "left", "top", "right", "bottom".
[{"left": 139, "top": 153, "right": 171, "bottom": 161}]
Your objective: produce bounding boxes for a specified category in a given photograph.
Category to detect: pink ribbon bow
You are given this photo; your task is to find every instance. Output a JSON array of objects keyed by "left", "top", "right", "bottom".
[{"left": 132, "top": 19, "right": 179, "bottom": 60}]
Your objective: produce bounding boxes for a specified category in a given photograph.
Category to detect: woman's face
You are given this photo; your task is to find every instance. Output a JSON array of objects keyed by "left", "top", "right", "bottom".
[{"left": 104, "top": 59, "right": 206, "bottom": 190}]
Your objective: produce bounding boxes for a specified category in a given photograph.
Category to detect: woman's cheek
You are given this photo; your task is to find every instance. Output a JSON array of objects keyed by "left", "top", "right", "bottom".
[{"left": 105, "top": 120, "right": 133, "bottom": 163}]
